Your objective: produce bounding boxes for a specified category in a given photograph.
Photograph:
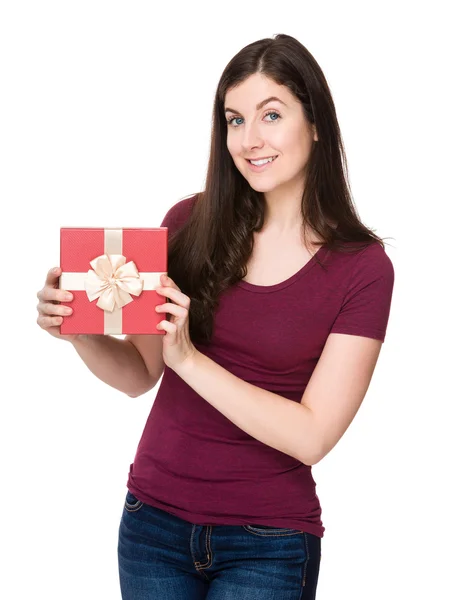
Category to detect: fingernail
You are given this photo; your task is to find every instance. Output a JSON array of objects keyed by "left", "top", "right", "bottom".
[{"left": 54, "top": 268, "right": 60, "bottom": 273}]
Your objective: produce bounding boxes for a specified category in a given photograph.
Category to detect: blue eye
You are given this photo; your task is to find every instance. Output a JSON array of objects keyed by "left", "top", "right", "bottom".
[
  {"left": 228, "top": 116, "right": 244, "bottom": 127},
  {"left": 226, "top": 111, "right": 281, "bottom": 128}
]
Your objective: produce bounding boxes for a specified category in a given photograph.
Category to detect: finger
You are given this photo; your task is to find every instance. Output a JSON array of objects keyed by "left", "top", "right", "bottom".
[
  {"left": 160, "top": 274, "right": 178, "bottom": 287},
  {"left": 45, "top": 267, "right": 61, "bottom": 288},
  {"left": 156, "top": 287, "right": 190, "bottom": 308},
  {"left": 157, "top": 320, "right": 177, "bottom": 333},
  {"left": 160, "top": 275, "right": 182, "bottom": 292},
  {"left": 38, "top": 287, "right": 74, "bottom": 304},
  {"left": 37, "top": 302, "right": 73, "bottom": 317},
  {"left": 156, "top": 303, "right": 188, "bottom": 318},
  {"left": 37, "top": 314, "right": 64, "bottom": 329}
]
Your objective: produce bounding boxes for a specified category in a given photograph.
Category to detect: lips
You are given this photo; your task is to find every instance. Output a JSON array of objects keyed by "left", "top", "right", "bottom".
[{"left": 245, "top": 155, "right": 279, "bottom": 163}]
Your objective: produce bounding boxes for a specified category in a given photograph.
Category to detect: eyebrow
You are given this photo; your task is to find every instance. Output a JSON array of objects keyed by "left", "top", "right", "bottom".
[{"left": 224, "top": 96, "right": 287, "bottom": 114}]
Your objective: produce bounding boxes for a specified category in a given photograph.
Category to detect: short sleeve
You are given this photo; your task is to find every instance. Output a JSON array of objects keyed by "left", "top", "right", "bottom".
[{"left": 329, "top": 243, "right": 395, "bottom": 342}]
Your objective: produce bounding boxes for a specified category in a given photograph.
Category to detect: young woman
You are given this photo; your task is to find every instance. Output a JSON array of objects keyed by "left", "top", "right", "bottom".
[{"left": 36, "top": 34, "right": 394, "bottom": 600}]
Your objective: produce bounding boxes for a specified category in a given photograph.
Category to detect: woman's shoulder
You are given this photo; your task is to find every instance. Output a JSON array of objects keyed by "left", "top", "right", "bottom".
[
  {"left": 325, "top": 240, "right": 394, "bottom": 284},
  {"left": 175, "top": 192, "right": 199, "bottom": 212},
  {"left": 346, "top": 240, "right": 394, "bottom": 282},
  {"left": 160, "top": 193, "right": 199, "bottom": 229}
]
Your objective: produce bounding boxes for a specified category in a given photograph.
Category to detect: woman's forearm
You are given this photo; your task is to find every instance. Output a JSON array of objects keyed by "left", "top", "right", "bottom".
[{"left": 70, "top": 335, "right": 157, "bottom": 397}]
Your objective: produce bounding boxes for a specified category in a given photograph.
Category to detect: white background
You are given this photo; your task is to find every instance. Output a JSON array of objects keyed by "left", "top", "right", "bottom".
[{"left": 1, "top": 1, "right": 458, "bottom": 598}]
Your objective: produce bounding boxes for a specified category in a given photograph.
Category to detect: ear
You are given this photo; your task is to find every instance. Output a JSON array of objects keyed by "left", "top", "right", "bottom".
[{"left": 312, "top": 124, "right": 319, "bottom": 142}]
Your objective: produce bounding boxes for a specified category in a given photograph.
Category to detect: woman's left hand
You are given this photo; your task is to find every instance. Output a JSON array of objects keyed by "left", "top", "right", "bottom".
[{"left": 155, "top": 274, "right": 197, "bottom": 373}]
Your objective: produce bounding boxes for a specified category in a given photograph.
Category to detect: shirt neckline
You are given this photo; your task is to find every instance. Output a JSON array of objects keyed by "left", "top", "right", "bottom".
[{"left": 236, "top": 245, "right": 329, "bottom": 294}]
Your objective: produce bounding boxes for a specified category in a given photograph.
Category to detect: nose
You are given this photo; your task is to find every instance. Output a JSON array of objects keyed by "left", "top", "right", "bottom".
[{"left": 241, "top": 121, "right": 264, "bottom": 152}]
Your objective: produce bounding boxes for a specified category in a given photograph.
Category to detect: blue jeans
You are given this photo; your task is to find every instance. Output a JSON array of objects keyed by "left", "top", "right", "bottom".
[{"left": 118, "top": 490, "right": 321, "bottom": 599}]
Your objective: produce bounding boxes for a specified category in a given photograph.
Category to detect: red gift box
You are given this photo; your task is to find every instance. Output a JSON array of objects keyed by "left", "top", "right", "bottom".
[{"left": 59, "top": 227, "right": 168, "bottom": 335}]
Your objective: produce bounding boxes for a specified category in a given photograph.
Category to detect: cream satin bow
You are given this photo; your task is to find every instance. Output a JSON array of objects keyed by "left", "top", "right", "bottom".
[{"left": 84, "top": 254, "right": 144, "bottom": 312}]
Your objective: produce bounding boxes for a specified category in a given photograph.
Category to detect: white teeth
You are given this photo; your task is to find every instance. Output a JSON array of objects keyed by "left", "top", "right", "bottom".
[{"left": 250, "top": 156, "right": 276, "bottom": 166}]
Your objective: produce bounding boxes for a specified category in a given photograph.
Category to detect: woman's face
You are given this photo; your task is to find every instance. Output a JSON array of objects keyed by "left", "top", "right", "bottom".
[{"left": 225, "top": 73, "right": 318, "bottom": 195}]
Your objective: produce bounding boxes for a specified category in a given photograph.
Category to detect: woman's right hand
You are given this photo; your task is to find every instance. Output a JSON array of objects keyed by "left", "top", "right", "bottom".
[{"left": 36, "top": 266, "right": 80, "bottom": 342}]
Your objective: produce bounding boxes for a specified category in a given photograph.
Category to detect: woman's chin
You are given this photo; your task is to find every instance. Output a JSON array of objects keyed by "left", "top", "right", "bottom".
[{"left": 246, "top": 180, "right": 279, "bottom": 193}]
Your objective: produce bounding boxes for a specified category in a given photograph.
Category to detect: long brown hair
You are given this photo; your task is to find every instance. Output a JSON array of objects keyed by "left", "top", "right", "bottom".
[{"left": 167, "top": 34, "right": 393, "bottom": 345}]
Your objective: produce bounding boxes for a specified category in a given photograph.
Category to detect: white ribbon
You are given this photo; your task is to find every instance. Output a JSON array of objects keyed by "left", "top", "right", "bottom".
[{"left": 84, "top": 253, "right": 144, "bottom": 312}]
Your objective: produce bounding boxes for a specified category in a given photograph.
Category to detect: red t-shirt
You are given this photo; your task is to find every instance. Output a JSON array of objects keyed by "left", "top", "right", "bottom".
[{"left": 127, "top": 194, "right": 395, "bottom": 538}]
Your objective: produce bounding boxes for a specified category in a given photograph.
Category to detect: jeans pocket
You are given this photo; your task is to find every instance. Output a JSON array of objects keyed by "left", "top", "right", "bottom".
[
  {"left": 124, "top": 490, "right": 144, "bottom": 512},
  {"left": 243, "top": 524, "right": 303, "bottom": 537}
]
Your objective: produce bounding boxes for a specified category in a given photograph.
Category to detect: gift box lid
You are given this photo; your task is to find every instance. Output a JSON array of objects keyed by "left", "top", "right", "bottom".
[{"left": 60, "top": 227, "right": 168, "bottom": 272}]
